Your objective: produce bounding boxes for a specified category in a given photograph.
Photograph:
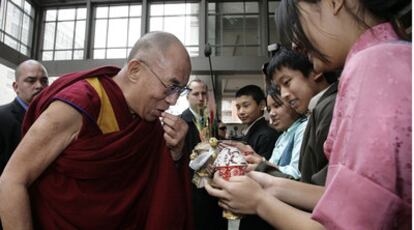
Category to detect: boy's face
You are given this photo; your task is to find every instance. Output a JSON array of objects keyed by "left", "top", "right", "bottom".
[
  {"left": 235, "top": 95, "right": 263, "bottom": 125},
  {"left": 272, "top": 67, "right": 317, "bottom": 114}
]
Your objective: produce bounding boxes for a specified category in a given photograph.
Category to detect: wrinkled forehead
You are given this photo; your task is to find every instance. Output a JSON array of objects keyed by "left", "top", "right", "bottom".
[{"left": 157, "top": 50, "right": 191, "bottom": 86}]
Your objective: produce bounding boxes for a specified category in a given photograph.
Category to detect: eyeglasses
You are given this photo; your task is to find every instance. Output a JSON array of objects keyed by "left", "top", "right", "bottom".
[
  {"left": 139, "top": 60, "right": 190, "bottom": 97},
  {"left": 219, "top": 126, "right": 227, "bottom": 131}
]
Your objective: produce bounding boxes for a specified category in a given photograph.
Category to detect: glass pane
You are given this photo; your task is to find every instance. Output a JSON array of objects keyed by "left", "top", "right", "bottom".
[
  {"left": 106, "top": 48, "right": 127, "bottom": 59},
  {"left": 4, "top": 35, "right": 18, "bottom": 50},
  {"left": 107, "top": 18, "right": 127, "bottom": 47},
  {"left": 10, "top": 0, "right": 23, "bottom": 8},
  {"left": 221, "top": 2, "right": 243, "bottom": 14},
  {"left": 42, "top": 51, "right": 53, "bottom": 61},
  {"left": 95, "top": 6, "right": 108, "bottom": 18},
  {"left": 23, "top": 1, "right": 32, "bottom": 15},
  {"left": 268, "top": 1, "right": 278, "bottom": 13},
  {"left": 93, "top": 49, "right": 105, "bottom": 59},
  {"left": 149, "top": 17, "right": 163, "bottom": 31},
  {"left": 128, "top": 18, "right": 141, "bottom": 46},
  {"left": 207, "top": 15, "right": 217, "bottom": 45},
  {"left": 269, "top": 16, "right": 279, "bottom": 44},
  {"left": 245, "top": 15, "right": 259, "bottom": 44},
  {"left": 220, "top": 46, "right": 241, "bottom": 56},
  {"left": 55, "top": 21, "right": 74, "bottom": 49},
  {"left": 21, "top": 14, "right": 31, "bottom": 45},
  {"left": 73, "top": 50, "right": 83, "bottom": 59},
  {"left": 58, "top": 8, "right": 75, "bottom": 21},
  {"left": 129, "top": 4, "right": 141, "bottom": 17},
  {"left": 164, "top": 16, "right": 185, "bottom": 42},
  {"left": 150, "top": 4, "right": 164, "bottom": 16},
  {"left": 6, "top": 2, "right": 23, "bottom": 39},
  {"left": 46, "top": 10, "right": 56, "bottom": 21},
  {"left": 185, "top": 16, "right": 199, "bottom": 46},
  {"left": 94, "top": 19, "right": 107, "bottom": 48},
  {"left": 245, "top": 2, "right": 259, "bottom": 13},
  {"left": 77, "top": 8, "right": 86, "bottom": 20},
  {"left": 164, "top": 3, "right": 185, "bottom": 15},
  {"left": 74, "top": 20, "right": 85, "bottom": 48},
  {"left": 43, "top": 22, "right": 55, "bottom": 49},
  {"left": 207, "top": 3, "right": 216, "bottom": 14},
  {"left": 55, "top": 50, "right": 72, "bottom": 60},
  {"left": 186, "top": 46, "right": 198, "bottom": 57},
  {"left": 222, "top": 15, "right": 244, "bottom": 45},
  {"left": 20, "top": 45, "right": 28, "bottom": 55},
  {"left": 244, "top": 46, "right": 260, "bottom": 56},
  {"left": 185, "top": 3, "right": 199, "bottom": 15},
  {"left": 109, "top": 5, "right": 128, "bottom": 18}
]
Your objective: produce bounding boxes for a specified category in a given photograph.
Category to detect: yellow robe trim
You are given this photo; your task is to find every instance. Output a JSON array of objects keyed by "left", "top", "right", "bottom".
[{"left": 86, "top": 78, "right": 120, "bottom": 134}]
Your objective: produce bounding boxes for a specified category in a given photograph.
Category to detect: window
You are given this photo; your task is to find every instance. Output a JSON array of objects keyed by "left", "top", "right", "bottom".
[
  {"left": 149, "top": 2, "right": 199, "bottom": 57},
  {"left": 268, "top": 1, "right": 280, "bottom": 44},
  {"left": 93, "top": 4, "right": 141, "bottom": 59},
  {"left": 208, "top": 1, "right": 261, "bottom": 56},
  {"left": 0, "top": 0, "right": 34, "bottom": 56},
  {"left": 42, "top": 7, "right": 86, "bottom": 61}
]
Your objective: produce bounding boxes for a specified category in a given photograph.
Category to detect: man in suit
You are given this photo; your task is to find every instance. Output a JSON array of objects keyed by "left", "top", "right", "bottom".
[
  {"left": 181, "top": 79, "right": 208, "bottom": 151},
  {"left": 0, "top": 60, "right": 49, "bottom": 174},
  {"left": 235, "top": 85, "right": 279, "bottom": 160},
  {"left": 181, "top": 79, "right": 227, "bottom": 230}
]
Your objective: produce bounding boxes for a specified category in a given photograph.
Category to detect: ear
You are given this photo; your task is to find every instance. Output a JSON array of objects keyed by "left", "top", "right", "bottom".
[
  {"left": 127, "top": 59, "right": 143, "bottom": 83},
  {"left": 12, "top": 82, "right": 18, "bottom": 93},
  {"left": 327, "top": 0, "right": 344, "bottom": 15},
  {"left": 259, "top": 100, "right": 266, "bottom": 111}
]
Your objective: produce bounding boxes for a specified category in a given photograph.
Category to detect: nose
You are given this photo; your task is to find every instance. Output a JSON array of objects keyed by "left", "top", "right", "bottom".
[
  {"left": 34, "top": 80, "right": 44, "bottom": 89},
  {"left": 165, "top": 93, "right": 180, "bottom": 105},
  {"left": 280, "top": 88, "right": 291, "bottom": 102}
]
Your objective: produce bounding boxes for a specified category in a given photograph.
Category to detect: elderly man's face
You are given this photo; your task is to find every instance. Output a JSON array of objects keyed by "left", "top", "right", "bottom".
[
  {"left": 129, "top": 46, "right": 191, "bottom": 122},
  {"left": 13, "top": 63, "right": 48, "bottom": 104}
]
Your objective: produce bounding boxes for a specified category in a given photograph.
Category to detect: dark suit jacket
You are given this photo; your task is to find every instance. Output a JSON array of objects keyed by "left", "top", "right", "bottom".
[
  {"left": 180, "top": 108, "right": 227, "bottom": 230},
  {"left": 181, "top": 108, "right": 201, "bottom": 151},
  {"left": 299, "top": 81, "right": 339, "bottom": 186},
  {"left": 241, "top": 117, "right": 279, "bottom": 160},
  {"left": 0, "top": 98, "right": 25, "bottom": 174},
  {"left": 240, "top": 117, "right": 279, "bottom": 230}
]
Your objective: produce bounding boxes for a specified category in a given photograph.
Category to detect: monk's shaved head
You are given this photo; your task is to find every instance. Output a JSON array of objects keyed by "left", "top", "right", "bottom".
[{"left": 127, "top": 31, "right": 190, "bottom": 66}]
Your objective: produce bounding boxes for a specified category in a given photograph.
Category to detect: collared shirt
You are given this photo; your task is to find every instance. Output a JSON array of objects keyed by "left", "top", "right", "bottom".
[
  {"left": 16, "top": 96, "right": 28, "bottom": 111},
  {"left": 307, "top": 83, "right": 334, "bottom": 112},
  {"left": 269, "top": 117, "right": 308, "bottom": 179},
  {"left": 242, "top": 116, "right": 264, "bottom": 136},
  {"left": 189, "top": 107, "right": 201, "bottom": 121}
]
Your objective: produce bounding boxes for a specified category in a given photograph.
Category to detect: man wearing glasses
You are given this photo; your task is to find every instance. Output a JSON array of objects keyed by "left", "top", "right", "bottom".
[{"left": 0, "top": 32, "right": 193, "bottom": 229}]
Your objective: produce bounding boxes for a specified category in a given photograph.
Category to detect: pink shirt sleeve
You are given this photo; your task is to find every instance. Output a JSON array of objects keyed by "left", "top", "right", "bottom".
[{"left": 312, "top": 42, "right": 412, "bottom": 229}]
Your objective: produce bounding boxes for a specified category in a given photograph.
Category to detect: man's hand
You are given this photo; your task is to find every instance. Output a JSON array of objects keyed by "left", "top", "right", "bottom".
[{"left": 161, "top": 112, "right": 188, "bottom": 161}]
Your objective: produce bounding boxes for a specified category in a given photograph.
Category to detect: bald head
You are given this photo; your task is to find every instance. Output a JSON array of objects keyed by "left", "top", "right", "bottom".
[
  {"left": 128, "top": 31, "right": 190, "bottom": 67},
  {"left": 15, "top": 59, "right": 48, "bottom": 81},
  {"left": 115, "top": 31, "right": 192, "bottom": 122},
  {"left": 13, "top": 59, "right": 49, "bottom": 104}
]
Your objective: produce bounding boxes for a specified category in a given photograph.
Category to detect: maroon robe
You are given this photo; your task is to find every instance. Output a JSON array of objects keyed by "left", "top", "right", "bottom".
[{"left": 22, "top": 66, "right": 192, "bottom": 230}]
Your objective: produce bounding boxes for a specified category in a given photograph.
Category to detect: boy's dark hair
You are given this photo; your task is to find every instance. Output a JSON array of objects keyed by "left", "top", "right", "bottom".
[
  {"left": 266, "top": 46, "right": 313, "bottom": 84},
  {"left": 266, "top": 46, "right": 340, "bottom": 85},
  {"left": 235, "top": 85, "right": 266, "bottom": 105}
]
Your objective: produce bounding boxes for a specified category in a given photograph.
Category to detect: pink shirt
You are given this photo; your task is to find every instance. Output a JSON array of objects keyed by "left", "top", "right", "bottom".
[{"left": 312, "top": 23, "right": 412, "bottom": 229}]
